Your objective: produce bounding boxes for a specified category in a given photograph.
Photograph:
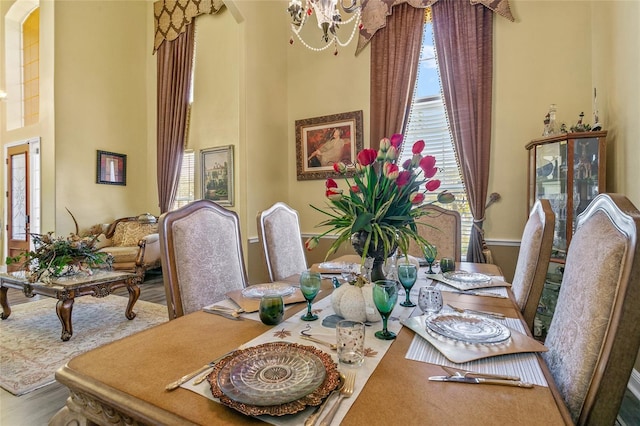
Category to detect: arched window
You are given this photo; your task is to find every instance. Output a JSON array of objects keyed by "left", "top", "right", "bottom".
[{"left": 4, "top": 0, "right": 39, "bottom": 130}]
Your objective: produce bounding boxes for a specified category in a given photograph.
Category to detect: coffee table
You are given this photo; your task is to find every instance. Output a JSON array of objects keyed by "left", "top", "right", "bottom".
[{"left": 0, "top": 269, "right": 141, "bottom": 341}]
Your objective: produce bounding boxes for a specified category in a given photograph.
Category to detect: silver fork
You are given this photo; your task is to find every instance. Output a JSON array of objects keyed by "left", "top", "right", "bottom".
[{"left": 319, "top": 371, "right": 355, "bottom": 426}]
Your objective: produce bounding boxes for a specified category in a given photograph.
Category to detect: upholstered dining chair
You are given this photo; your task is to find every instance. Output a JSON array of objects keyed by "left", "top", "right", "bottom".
[
  {"left": 257, "top": 202, "right": 308, "bottom": 282},
  {"left": 158, "top": 199, "right": 248, "bottom": 320},
  {"left": 510, "top": 199, "right": 555, "bottom": 331},
  {"left": 407, "top": 205, "right": 462, "bottom": 262},
  {"left": 541, "top": 193, "right": 640, "bottom": 425}
]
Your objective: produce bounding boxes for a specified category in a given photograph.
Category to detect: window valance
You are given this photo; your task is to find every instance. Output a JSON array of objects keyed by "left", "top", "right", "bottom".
[
  {"left": 153, "top": 0, "right": 225, "bottom": 52},
  {"left": 356, "top": 0, "right": 514, "bottom": 55}
]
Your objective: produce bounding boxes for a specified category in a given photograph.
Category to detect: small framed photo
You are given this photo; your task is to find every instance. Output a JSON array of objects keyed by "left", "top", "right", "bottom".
[
  {"left": 201, "top": 145, "right": 234, "bottom": 206},
  {"left": 96, "top": 150, "right": 127, "bottom": 186},
  {"left": 295, "top": 110, "right": 364, "bottom": 181}
]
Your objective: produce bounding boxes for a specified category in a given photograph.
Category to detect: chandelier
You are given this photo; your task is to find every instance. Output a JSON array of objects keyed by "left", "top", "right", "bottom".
[{"left": 287, "top": 0, "right": 361, "bottom": 55}]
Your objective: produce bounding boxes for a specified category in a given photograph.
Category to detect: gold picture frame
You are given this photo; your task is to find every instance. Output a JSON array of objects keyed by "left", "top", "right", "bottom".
[
  {"left": 201, "top": 145, "right": 234, "bottom": 206},
  {"left": 295, "top": 110, "right": 364, "bottom": 181}
]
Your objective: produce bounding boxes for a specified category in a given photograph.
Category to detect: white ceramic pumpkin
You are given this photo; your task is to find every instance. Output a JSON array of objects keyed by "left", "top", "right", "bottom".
[{"left": 331, "top": 279, "right": 381, "bottom": 323}]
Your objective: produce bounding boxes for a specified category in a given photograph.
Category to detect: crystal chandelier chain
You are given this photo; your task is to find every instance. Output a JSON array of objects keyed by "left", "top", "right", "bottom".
[{"left": 287, "top": 0, "right": 361, "bottom": 54}]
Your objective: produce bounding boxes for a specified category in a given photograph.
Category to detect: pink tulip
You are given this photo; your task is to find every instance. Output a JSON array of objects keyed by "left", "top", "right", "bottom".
[
  {"left": 357, "top": 149, "right": 377, "bottom": 166},
  {"left": 304, "top": 237, "right": 318, "bottom": 251},
  {"left": 420, "top": 155, "right": 438, "bottom": 178},
  {"left": 396, "top": 171, "right": 411, "bottom": 187},
  {"left": 333, "top": 162, "right": 347, "bottom": 174},
  {"left": 386, "top": 146, "right": 398, "bottom": 161},
  {"left": 379, "top": 138, "right": 391, "bottom": 152},
  {"left": 402, "top": 159, "right": 412, "bottom": 170},
  {"left": 426, "top": 179, "right": 441, "bottom": 191},
  {"left": 412, "top": 140, "right": 425, "bottom": 154},
  {"left": 383, "top": 163, "right": 399, "bottom": 180},
  {"left": 326, "top": 187, "right": 343, "bottom": 200},
  {"left": 409, "top": 192, "right": 425, "bottom": 204},
  {"left": 390, "top": 133, "right": 403, "bottom": 148},
  {"left": 326, "top": 178, "right": 338, "bottom": 189},
  {"left": 351, "top": 185, "right": 361, "bottom": 193}
]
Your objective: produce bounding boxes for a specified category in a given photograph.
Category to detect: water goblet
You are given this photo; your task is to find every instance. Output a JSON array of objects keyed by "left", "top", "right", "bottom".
[
  {"left": 372, "top": 280, "right": 399, "bottom": 340},
  {"left": 300, "top": 270, "right": 322, "bottom": 321},
  {"left": 397, "top": 264, "right": 417, "bottom": 307},
  {"left": 423, "top": 244, "right": 438, "bottom": 274}
]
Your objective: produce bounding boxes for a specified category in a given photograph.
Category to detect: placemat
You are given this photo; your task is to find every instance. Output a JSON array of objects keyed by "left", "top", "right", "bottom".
[
  {"left": 226, "top": 286, "right": 307, "bottom": 313},
  {"left": 404, "top": 313, "right": 548, "bottom": 387}
]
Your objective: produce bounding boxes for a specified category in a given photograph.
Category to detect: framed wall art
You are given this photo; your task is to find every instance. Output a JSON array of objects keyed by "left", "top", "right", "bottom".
[
  {"left": 295, "top": 110, "right": 364, "bottom": 180},
  {"left": 201, "top": 145, "right": 234, "bottom": 206},
  {"left": 96, "top": 150, "right": 127, "bottom": 186}
]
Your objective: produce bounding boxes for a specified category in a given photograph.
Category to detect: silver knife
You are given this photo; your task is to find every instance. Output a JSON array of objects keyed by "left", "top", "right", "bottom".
[
  {"left": 203, "top": 307, "right": 242, "bottom": 320},
  {"left": 428, "top": 375, "right": 533, "bottom": 388},
  {"left": 452, "top": 291, "right": 507, "bottom": 299},
  {"left": 165, "top": 350, "right": 236, "bottom": 391}
]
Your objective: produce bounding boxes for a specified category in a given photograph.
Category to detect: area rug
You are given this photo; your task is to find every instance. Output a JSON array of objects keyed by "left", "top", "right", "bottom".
[{"left": 0, "top": 296, "right": 168, "bottom": 396}]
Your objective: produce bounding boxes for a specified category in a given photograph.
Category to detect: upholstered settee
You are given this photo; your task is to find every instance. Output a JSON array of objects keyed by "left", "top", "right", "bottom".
[{"left": 94, "top": 216, "right": 161, "bottom": 279}]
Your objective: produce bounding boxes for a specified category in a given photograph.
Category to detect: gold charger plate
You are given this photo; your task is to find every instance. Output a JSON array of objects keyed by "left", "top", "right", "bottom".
[{"left": 208, "top": 342, "right": 340, "bottom": 417}]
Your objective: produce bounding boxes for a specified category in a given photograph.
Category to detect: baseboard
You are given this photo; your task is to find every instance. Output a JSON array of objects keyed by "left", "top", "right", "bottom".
[{"left": 628, "top": 369, "right": 640, "bottom": 400}]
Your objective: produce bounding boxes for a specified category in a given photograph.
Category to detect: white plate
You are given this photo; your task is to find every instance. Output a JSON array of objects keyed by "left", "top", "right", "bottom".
[{"left": 241, "top": 283, "right": 295, "bottom": 299}]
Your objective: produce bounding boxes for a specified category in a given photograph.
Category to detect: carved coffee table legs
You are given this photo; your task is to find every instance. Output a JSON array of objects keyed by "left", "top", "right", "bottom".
[
  {"left": 0, "top": 286, "right": 11, "bottom": 320},
  {"left": 125, "top": 279, "right": 141, "bottom": 320},
  {"left": 56, "top": 297, "right": 75, "bottom": 341}
]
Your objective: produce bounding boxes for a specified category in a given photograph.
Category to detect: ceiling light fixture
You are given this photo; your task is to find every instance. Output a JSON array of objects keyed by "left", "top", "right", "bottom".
[{"left": 287, "top": 0, "right": 361, "bottom": 55}]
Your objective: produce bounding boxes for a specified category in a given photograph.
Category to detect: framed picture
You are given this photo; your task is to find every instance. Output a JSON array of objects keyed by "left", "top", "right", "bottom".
[
  {"left": 96, "top": 150, "right": 127, "bottom": 186},
  {"left": 201, "top": 145, "right": 234, "bottom": 206},
  {"left": 295, "top": 110, "right": 364, "bottom": 180}
]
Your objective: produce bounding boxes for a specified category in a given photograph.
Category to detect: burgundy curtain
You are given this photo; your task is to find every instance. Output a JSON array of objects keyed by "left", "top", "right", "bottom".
[
  {"left": 156, "top": 23, "right": 195, "bottom": 213},
  {"left": 369, "top": 3, "right": 424, "bottom": 150},
  {"left": 432, "top": 0, "right": 493, "bottom": 262}
]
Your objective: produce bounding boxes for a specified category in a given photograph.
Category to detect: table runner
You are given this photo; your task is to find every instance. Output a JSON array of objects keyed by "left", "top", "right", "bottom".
[{"left": 183, "top": 293, "right": 416, "bottom": 425}]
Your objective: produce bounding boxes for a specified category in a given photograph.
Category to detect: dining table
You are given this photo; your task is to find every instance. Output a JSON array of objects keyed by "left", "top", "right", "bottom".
[{"left": 49, "top": 258, "right": 573, "bottom": 426}]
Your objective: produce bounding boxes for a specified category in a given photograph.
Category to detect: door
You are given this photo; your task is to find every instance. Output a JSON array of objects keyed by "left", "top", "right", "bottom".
[{"left": 6, "top": 144, "right": 30, "bottom": 272}]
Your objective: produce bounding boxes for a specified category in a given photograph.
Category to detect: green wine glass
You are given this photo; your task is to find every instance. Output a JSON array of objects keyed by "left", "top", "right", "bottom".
[
  {"left": 397, "top": 264, "right": 417, "bottom": 307},
  {"left": 423, "top": 244, "right": 438, "bottom": 274},
  {"left": 372, "top": 280, "right": 399, "bottom": 340},
  {"left": 300, "top": 270, "right": 322, "bottom": 321}
]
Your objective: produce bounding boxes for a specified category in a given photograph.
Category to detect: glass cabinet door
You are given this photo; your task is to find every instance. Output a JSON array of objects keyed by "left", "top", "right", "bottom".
[
  {"left": 533, "top": 141, "right": 568, "bottom": 259},
  {"left": 572, "top": 137, "right": 600, "bottom": 231}
]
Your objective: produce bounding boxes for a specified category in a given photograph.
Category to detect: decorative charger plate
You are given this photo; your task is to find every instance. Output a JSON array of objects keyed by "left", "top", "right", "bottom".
[
  {"left": 425, "top": 313, "right": 511, "bottom": 344},
  {"left": 443, "top": 271, "right": 491, "bottom": 285},
  {"left": 208, "top": 342, "right": 340, "bottom": 417},
  {"left": 241, "top": 283, "right": 296, "bottom": 299}
]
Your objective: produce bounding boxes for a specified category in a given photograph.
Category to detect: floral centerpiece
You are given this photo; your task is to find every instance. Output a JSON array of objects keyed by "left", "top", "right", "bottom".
[
  {"left": 305, "top": 134, "right": 454, "bottom": 281},
  {"left": 6, "top": 210, "right": 113, "bottom": 283}
]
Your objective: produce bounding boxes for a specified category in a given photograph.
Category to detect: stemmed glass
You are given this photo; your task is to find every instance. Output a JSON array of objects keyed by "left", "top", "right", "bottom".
[
  {"left": 300, "top": 270, "right": 322, "bottom": 321},
  {"left": 423, "top": 244, "right": 438, "bottom": 274},
  {"left": 372, "top": 280, "right": 399, "bottom": 340},
  {"left": 397, "top": 264, "right": 417, "bottom": 307}
]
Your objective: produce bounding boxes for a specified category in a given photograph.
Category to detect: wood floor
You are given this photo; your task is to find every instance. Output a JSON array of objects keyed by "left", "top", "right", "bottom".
[
  {"left": 2, "top": 268, "right": 639, "bottom": 425},
  {"left": 0, "top": 269, "right": 167, "bottom": 426}
]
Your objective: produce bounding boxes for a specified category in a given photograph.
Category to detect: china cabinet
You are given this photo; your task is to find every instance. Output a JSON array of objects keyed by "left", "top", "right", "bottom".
[
  {"left": 526, "top": 131, "right": 607, "bottom": 262},
  {"left": 526, "top": 131, "right": 607, "bottom": 338}
]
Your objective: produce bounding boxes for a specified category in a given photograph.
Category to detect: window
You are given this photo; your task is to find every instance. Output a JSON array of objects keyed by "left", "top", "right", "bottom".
[
  {"left": 401, "top": 19, "right": 472, "bottom": 257},
  {"left": 172, "top": 150, "right": 195, "bottom": 210},
  {"left": 22, "top": 7, "right": 39, "bottom": 126}
]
